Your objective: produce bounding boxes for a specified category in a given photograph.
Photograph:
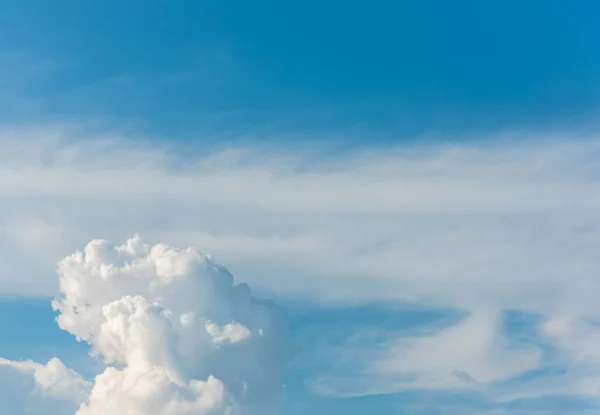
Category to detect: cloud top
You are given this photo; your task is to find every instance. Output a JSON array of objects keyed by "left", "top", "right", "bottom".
[{"left": 1, "top": 235, "right": 296, "bottom": 414}]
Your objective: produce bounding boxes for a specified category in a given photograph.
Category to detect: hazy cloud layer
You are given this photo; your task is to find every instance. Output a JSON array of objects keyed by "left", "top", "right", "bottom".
[{"left": 0, "top": 124, "right": 599, "bottom": 402}]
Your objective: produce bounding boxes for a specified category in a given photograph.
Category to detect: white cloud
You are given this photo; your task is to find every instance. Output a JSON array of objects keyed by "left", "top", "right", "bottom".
[
  {"left": 0, "top": 357, "right": 88, "bottom": 414},
  {"left": 311, "top": 309, "right": 543, "bottom": 397},
  {"left": 206, "top": 321, "right": 252, "bottom": 345},
  {"left": 369, "top": 311, "right": 542, "bottom": 388},
  {"left": 1, "top": 235, "right": 296, "bottom": 414},
  {"left": 0, "top": 124, "right": 599, "bottom": 402},
  {"left": 0, "top": 357, "right": 90, "bottom": 403}
]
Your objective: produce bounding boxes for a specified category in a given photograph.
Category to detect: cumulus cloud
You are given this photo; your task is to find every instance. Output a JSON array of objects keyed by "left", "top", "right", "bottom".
[
  {"left": 1, "top": 235, "right": 296, "bottom": 414},
  {"left": 0, "top": 357, "right": 90, "bottom": 404}
]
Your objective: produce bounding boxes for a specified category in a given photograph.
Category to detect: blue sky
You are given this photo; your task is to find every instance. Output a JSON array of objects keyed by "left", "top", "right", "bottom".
[
  {"left": 0, "top": 1, "right": 599, "bottom": 415},
  {"left": 1, "top": 0, "right": 600, "bottom": 137}
]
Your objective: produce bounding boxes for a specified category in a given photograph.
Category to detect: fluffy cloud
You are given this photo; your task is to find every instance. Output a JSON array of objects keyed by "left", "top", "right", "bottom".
[
  {"left": 0, "top": 358, "right": 91, "bottom": 404},
  {"left": 1, "top": 235, "right": 296, "bottom": 414}
]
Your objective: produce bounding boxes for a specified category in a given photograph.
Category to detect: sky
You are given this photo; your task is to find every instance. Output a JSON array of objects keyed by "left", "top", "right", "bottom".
[{"left": 0, "top": 1, "right": 599, "bottom": 414}]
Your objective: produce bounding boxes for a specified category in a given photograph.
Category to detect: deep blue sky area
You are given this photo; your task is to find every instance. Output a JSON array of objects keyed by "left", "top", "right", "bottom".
[{"left": 1, "top": 0, "right": 599, "bottom": 139}]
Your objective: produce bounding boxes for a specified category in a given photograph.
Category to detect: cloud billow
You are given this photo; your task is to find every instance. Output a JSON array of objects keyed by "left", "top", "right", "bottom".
[{"left": 1, "top": 235, "right": 296, "bottom": 415}]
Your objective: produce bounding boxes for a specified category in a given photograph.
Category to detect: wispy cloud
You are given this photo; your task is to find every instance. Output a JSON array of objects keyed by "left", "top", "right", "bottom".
[{"left": 0, "top": 123, "right": 599, "bottom": 404}]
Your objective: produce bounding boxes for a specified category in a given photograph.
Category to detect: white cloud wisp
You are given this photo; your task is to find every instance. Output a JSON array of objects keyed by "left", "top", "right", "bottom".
[{"left": 0, "top": 124, "right": 599, "bottom": 403}]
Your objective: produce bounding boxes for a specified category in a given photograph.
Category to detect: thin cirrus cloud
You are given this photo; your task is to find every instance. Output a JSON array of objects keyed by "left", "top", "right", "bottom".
[{"left": 0, "top": 123, "right": 599, "bottom": 404}]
